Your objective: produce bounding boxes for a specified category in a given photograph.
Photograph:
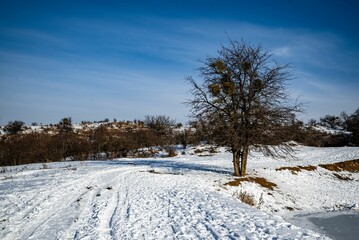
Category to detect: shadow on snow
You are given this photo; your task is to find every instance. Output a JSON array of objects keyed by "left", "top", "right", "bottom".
[{"left": 87, "top": 159, "right": 232, "bottom": 175}]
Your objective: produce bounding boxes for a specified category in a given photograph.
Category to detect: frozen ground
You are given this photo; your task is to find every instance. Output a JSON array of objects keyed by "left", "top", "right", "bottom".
[{"left": 1, "top": 145, "right": 359, "bottom": 239}]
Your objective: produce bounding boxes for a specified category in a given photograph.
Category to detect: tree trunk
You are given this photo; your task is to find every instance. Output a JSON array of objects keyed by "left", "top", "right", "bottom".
[
  {"left": 240, "top": 146, "right": 249, "bottom": 176},
  {"left": 232, "top": 149, "right": 241, "bottom": 176}
]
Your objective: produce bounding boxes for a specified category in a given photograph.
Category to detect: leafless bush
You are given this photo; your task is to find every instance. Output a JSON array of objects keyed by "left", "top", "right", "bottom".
[{"left": 233, "top": 190, "right": 256, "bottom": 206}]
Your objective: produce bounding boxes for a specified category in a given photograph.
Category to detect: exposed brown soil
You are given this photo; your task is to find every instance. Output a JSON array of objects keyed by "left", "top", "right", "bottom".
[
  {"left": 225, "top": 177, "right": 277, "bottom": 190},
  {"left": 319, "top": 159, "right": 359, "bottom": 173}
]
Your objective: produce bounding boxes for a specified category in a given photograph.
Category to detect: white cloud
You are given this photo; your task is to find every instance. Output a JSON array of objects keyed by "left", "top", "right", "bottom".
[{"left": 273, "top": 46, "right": 290, "bottom": 56}]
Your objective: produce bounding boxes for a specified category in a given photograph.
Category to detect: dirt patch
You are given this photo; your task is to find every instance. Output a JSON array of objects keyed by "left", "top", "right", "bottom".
[
  {"left": 225, "top": 177, "right": 277, "bottom": 190},
  {"left": 276, "top": 165, "right": 317, "bottom": 174},
  {"left": 319, "top": 159, "right": 359, "bottom": 173}
]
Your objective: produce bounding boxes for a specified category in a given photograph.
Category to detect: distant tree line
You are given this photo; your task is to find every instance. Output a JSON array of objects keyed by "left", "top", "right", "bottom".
[
  {"left": 0, "top": 108, "right": 358, "bottom": 167},
  {"left": 302, "top": 108, "right": 359, "bottom": 147},
  {"left": 0, "top": 116, "right": 199, "bottom": 166},
  {"left": 193, "top": 108, "right": 359, "bottom": 149}
]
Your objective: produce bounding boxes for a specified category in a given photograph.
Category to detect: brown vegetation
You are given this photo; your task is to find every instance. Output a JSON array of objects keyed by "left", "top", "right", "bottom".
[
  {"left": 147, "top": 169, "right": 183, "bottom": 175},
  {"left": 0, "top": 118, "right": 193, "bottom": 166},
  {"left": 276, "top": 165, "right": 317, "bottom": 174},
  {"left": 319, "top": 159, "right": 359, "bottom": 172},
  {"left": 235, "top": 191, "right": 256, "bottom": 206},
  {"left": 275, "top": 159, "right": 358, "bottom": 180},
  {"left": 332, "top": 173, "right": 353, "bottom": 181},
  {"left": 225, "top": 176, "right": 277, "bottom": 190}
]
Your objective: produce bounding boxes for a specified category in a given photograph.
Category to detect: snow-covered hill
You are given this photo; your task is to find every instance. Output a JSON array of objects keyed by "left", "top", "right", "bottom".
[{"left": 1, "top": 145, "right": 359, "bottom": 239}]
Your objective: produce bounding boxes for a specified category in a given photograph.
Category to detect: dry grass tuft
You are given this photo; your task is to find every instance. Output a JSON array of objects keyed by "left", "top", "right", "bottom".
[
  {"left": 147, "top": 170, "right": 183, "bottom": 175},
  {"left": 332, "top": 173, "right": 353, "bottom": 181},
  {"left": 276, "top": 159, "right": 359, "bottom": 175},
  {"left": 232, "top": 191, "right": 256, "bottom": 206},
  {"left": 225, "top": 177, "right": 277, "bottom": 190},
  {"left": 319, "top": 159, "right": 359, "bottom": 173},
  {"left": 276, "top": 165, "right": 317, "bottom": 174}
]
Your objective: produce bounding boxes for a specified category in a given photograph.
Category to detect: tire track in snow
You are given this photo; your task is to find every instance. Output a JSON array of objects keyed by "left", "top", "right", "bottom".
[
  {"left": 2, "top": 165, "right": 142, "bottom": 240},
  {"left": 62, "top": 168, "right": 142, "bottom": 240},
  {"left": 95, "top": 169, "right": 140, "bottom": 240},
  {"left": 1, "top": 159, "right": 330, "bottom": 239},
  {"left": 17, "top": 173, "right": 102, "bottom": 239},
  {"left": 3, "top": 170, "right": 94, "bottom": 239}
]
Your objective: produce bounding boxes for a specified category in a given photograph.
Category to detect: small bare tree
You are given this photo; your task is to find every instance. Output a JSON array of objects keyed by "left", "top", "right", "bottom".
[
  {"left": 144, "top": 115, "right": 175, "bottom": 135},
  {"left": 4, "top": 120, "right": 25, "bottom": 135},
  {"left": 187, "top": 40, "right": 302, "bottom": 176},
  {"left": 144, "top": 115, "right": 176, "bottom": 148},
  {"left": 57, "top": 117, "right": 73, "bottom": 159}
]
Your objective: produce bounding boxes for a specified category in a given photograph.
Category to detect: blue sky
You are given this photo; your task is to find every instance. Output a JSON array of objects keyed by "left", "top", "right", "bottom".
[{"left": 1, "top": 0, "right": 358, "bottom": 124}]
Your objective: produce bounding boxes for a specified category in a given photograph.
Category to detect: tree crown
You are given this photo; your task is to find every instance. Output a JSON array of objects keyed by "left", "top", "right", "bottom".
[{"left": 187, "top": 40, "right": 302, "bottom": 157}]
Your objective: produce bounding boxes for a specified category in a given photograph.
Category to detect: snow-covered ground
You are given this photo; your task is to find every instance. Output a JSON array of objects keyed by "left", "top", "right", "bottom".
[{"left": 1, "top": 145, "right": 359, "bottom": 239}]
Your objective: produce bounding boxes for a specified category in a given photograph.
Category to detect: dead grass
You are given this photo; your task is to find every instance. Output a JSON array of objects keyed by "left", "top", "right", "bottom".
[
  {"left": 276, "top": 165, "right": 317, "bottom": 174},
  {"left": 193, "top": 146, "right": 218, "bottom": 157},
  {"left": 332, "top": 173, "right": 353, "bottom": 181},
  {"left": 319, "top": 159, "right": 359, "bottom": 173},
  {"left": 147, "top": 170, "right": 183, "bottom": 175},
  {"left": 276, "top": 159, "right": 359, "bottom": 175},
  {"left": 225, "top": 177, "right": 277, "bottom": 190},
  {"left": 148, "top": 169, "right": 161, "bottom": 174},
  {"left": 235, "top": 191, "right": 256, "bottom": 206}
]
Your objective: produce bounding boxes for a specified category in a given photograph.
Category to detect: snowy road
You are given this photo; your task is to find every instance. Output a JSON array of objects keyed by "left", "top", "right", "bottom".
[{"left": 1, "top": 159, "right": 328, "bottom": 239}]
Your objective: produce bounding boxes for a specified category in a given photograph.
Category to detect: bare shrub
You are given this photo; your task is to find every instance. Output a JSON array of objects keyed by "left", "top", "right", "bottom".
[
  {"left": 164, "top": 146, "right": 177, "bottom": 157},
  {"left": 233, "top": 190, "right": 256, "bottom": 206}
]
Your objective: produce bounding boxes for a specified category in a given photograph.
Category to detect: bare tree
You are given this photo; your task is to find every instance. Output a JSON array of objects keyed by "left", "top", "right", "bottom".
[
  {"left": 319, "top": 115, "right": 343, "bottom": 129},
  {"left": 57, "top": 117, "right": 73, "bottom": 133},
  {"left": 144, "top": 115, "right": 176, "bottom": 148},
  {"left": 4, "top": 120, "right": 25, "bottom": 135},
  {"left": 186, "top": 40, "right": 302, "bottom": 176},
  {"left": 57, "top": 117, "right": 73, "bottom": 159},
  {"left": 347, "top": 108, "right": 359, "bottom": 145},
  {"left": 144, "top": 115, "right": 175, "bottom": 135}
]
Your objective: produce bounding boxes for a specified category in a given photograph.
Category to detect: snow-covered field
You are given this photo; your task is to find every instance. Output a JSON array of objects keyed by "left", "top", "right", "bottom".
[{"left": 1, "top": 145, "right": 359, "bottom": 239}]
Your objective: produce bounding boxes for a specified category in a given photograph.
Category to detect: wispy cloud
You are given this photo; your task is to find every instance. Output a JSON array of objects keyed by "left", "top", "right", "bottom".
[
  {"left": 273, "top": 46, "right": 291, "bottom": 57},
  {"left": 1, "top": 16, "right": 358, "bottom": 124}
]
